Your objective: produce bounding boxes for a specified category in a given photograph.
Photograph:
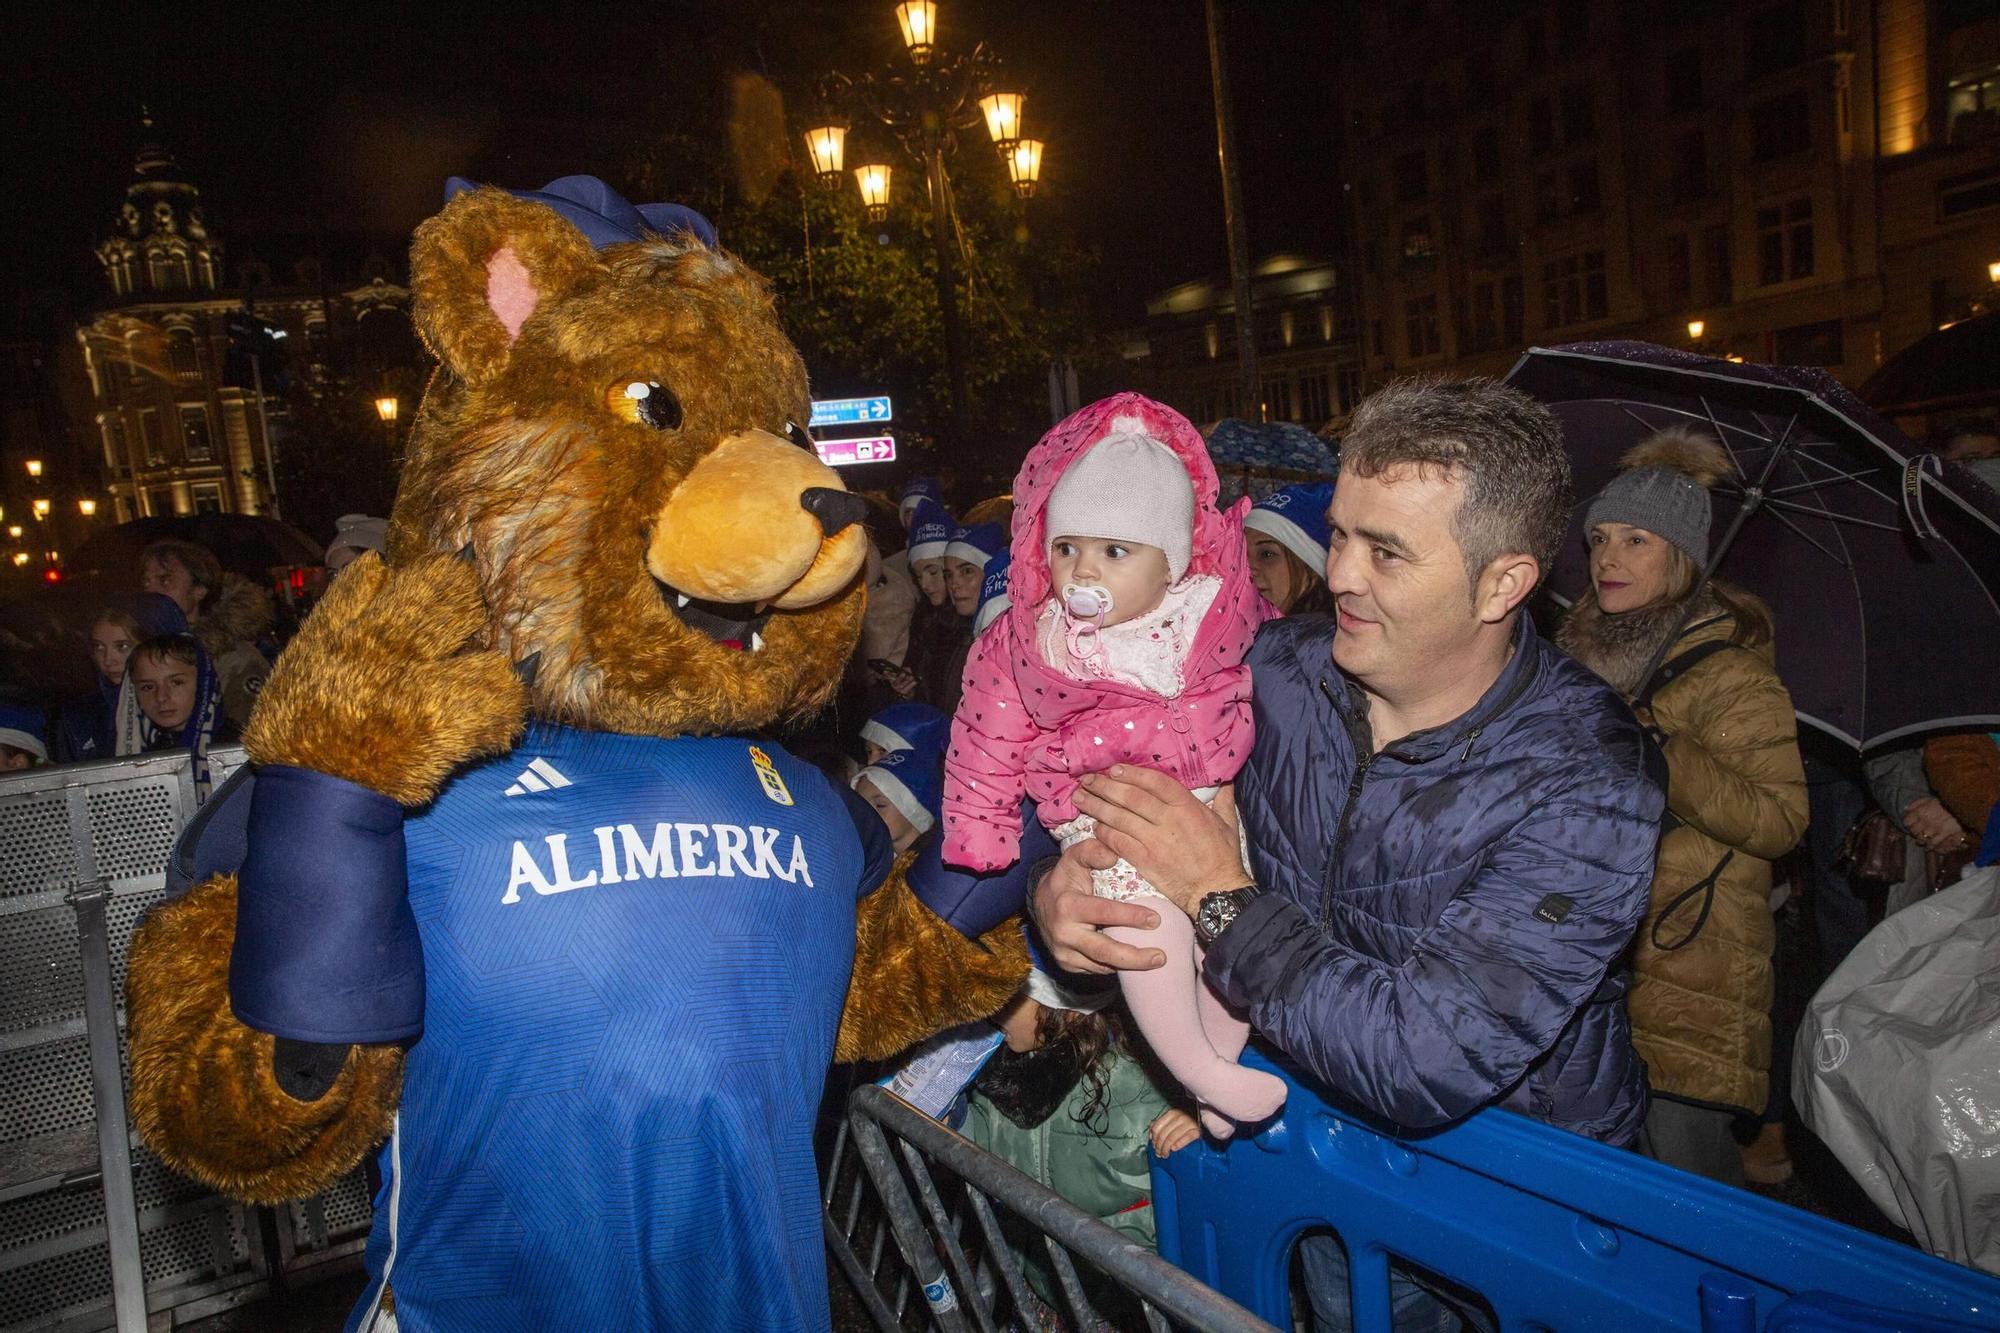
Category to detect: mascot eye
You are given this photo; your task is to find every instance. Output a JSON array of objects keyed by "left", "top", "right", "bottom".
[
  {"left": 784, "top": 420, "right": 815, "bottom": 451},
  {"left": 609, "top": 380, "right": 684, "bottom": 432}
]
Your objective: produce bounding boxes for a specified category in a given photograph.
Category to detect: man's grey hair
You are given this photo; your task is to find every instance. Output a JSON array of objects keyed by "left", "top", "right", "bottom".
[{"left": 1340, "top": 377, "right": 1573, "bottom": 591}]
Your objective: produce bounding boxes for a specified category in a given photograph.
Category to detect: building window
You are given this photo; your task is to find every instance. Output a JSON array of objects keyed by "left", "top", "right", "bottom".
[
  {"left": 146, "top": 487, "right": 177, "bottom": 518},
  {"left": 1529, "top": 99, "right": 1555, "bottom": 155},
  {"left": 1769, "top": 319, "right": 1844, "bottom": 366},
  {"left": 1471, "top": 126, "right": 1502, "bottom": 186},
  {"left": 1666, "top": 234, "right": 1693, "bottom": 300},
  {"left": 168, "top": 333, "right": 198, "bottom": 377},
  {"left": 1939, "top": 166, "right": 2000, "bottom": 218},
  {"left": 1745, "top": 0, "right": 1806, "bottom": 78},
  {"left": 1665, "top": 48, "right": 1703, "bottom": 114},
  {"left": 1751, "top": 92, "right": 1812, "bottom": 160},
  {"left": 1561, "top": 84, "right": 1597, "bottom": 144},
  {"left": 1393, "top": 150, "right": 1429, "bottom": 205},
  {"left": 1703, "top": 225, "right": 1734, "bottom": 302},
  {"left": 1298, "top": 371, "right": 1332, "bottom": 425},
  {"left": 1475, "top": 194, "right": 1508, "bottom": 255},
  {"left": 1401, "top": 216, "right": 1437, "bottom": 262},
  {"left": 1204, "top": 322, "right": 1220, "bottom": 359},
  {"left": 1756, "top": 198, "right": 1814, "bottom": 284},
  {"left": 1947, "top": 67, "right": 2000, "bottom": 146},
  {"left": 101, "top": 418, "right": 128, "bottom": 469},
  {"left": 1669, "top": 131, "right": 1708, "bottom": 203},
  {"left": 1318, "top": 305, "right": 1335, "bottom": 342},
  {"left": 1541, "top": 250, "right": 1608, "bottom": 328},
  {"left": 180, "top": 406, "right": 214, "bottom": 462},
  {"left": 1404, "top": 295, "right": 1442, "bottom": 358},
  {"left": 191, "top": 483, "right": 225, "bottom": 516},
  {"left": 139, "top": 409, "right": 166, "bottom": 466},
  {"left": 1567, "top": 160, "right": 1602, "bottom": 215}
]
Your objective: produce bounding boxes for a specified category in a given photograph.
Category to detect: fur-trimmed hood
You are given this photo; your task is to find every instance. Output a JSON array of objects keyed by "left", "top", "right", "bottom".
[{"left": 196, "top": 574, "right": 275, "bottom": 656}]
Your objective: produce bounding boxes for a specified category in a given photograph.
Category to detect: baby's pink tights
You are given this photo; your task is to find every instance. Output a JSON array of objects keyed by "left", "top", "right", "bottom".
[{"left": 1105, "top": 898, "right": 1286, "bottom": 1137}]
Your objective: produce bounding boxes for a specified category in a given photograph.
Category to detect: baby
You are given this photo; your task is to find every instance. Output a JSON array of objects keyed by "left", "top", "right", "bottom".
[{"left": 942, "top": 394, "right": 1283, "bottom": 1134}]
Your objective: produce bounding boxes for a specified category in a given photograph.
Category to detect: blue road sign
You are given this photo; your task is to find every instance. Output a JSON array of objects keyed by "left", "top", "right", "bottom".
[{"left": 810, "top": 395, "right": 893, "bottom": 427}]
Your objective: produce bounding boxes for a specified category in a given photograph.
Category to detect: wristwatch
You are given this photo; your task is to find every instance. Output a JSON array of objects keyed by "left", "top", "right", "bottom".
[{"left": 1193, "top": 883, "right": 1259, "bottom": 947}]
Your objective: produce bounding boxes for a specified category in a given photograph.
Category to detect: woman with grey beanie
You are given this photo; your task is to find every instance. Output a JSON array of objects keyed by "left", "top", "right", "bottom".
[{"left": 1556, "top": 426, "right": 1808, "bottom": 1189}]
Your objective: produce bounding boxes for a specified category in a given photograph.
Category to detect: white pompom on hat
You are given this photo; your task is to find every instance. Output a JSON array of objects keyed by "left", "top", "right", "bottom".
[{"left": 1042, "top": 422, "right": 1195, "bottom": 581}]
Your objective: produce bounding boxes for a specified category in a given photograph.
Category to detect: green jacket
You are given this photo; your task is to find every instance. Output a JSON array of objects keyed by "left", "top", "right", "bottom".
[{"left": 960, "top": 1047, "right": 1172, "bottom": 1306}]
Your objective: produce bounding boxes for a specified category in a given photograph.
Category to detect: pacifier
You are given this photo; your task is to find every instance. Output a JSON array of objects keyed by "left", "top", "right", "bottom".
[{"left": 1062, "top": 582, "right": 1114, "bottom": 621}]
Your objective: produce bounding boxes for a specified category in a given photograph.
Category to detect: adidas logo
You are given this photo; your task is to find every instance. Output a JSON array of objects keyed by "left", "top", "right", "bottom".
[{"left": 504, "top": 757, "right": 574, "bottom": 797}]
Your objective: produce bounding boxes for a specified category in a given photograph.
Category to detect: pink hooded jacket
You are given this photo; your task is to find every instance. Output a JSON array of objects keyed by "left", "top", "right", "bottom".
[{"left": 940, "top": 393, "right": 1276, "bottom": 872}]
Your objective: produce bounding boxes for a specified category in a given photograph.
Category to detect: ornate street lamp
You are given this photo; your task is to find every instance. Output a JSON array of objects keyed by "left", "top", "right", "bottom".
[
  {"left": 1006, "top": 139, "right": 1045, "bottom": 199},
  {"left": 375, "top": 396, "right": 399, "bottom": 423},
  {"left": 803, "top": 122, "right": 848, "bottom": 189},
  {"left": 78, "top": 498, "right": 97, "bottom": 517},
  {"left": 854, "top": 163, "right": 894, "bottom": 222},
  {"left": 809, "top": 3, "right": 1046, "bottom": 447},
  {"left": 31, "top": 499, "right": 49, "bottom": 519},
  {"left": 5, "top": 525, "right": 20, "bottom": 539},
  {"left": 24, "top": 459, "right": 41, "bottom": 479},
  {"left": 895, "top": 1, "right": 937, "bottom": 63},
  {"left": 1686, "top": 319, "right": 1705, "bottom": 341}
]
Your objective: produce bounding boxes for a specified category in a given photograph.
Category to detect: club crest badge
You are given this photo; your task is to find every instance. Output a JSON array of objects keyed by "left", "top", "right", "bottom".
[{"left": 748, "top": 745, "right": 793, "bottom": 806}]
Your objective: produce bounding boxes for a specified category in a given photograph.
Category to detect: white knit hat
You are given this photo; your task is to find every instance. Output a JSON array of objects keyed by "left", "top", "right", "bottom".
[{"left": 1043, "top": 425, "right": 1195, "bottom": 581}]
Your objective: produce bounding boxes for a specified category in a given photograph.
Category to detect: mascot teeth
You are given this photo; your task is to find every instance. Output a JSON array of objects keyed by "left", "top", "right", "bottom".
[{"left": 750, "top": 632, "right": 765, "bottom": 653}]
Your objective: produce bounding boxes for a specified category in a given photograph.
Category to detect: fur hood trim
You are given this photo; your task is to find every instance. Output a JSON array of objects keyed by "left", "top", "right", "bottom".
[
  {"left": 1556, "top": 587, "right": 1724, "bottom": 698},
  {"left": 1619, "top": 425, "right": 1733, "bottom": 487},
  {"left": 196, "top": 574, "right": 275, "bottom": 655}
]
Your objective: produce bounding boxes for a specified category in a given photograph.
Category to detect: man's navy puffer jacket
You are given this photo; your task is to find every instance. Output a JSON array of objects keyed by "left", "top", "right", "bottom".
[{"left": 1205, "top": 613, "right": 1661, "bottom": 1145}]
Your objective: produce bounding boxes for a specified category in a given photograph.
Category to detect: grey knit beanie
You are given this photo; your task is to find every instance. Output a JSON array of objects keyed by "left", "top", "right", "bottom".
[{"left": 1582, "top": 427, "right": 1730, "bottom": 565}]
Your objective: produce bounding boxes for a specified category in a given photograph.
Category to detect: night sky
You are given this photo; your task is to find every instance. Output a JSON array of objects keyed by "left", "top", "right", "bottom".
[{"left": 0, "top": 1, "right": 1344, "bottom": 337}]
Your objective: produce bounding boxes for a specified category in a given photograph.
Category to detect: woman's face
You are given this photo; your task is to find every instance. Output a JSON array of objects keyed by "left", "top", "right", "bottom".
[
  {"left": 1589, "top": 522, "right": 1674, "bottom": 613},
  {"left": 1247, "top": 535, "right": 1297, "bottom": 611},
  {"left": 129, "top": 653, "right": 198, "bottom": 731},
  {"left": 91, "top": 620, "right": 138, "bottom": 684},
  {"left": 913, "top": 558, "right": 948, "bottom": 607},
  {"left": 945, "top": 559, "right": 984, "bottom": 616}
]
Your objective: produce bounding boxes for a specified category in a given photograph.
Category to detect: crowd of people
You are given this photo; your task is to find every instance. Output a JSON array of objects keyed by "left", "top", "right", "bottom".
[{"left": 3, "top": 384, "right": 1997, "bottom": 1326}]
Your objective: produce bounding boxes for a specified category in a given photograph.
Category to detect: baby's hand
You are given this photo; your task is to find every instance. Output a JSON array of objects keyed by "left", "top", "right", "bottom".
[{"left": 1148, "top": 1108, "right": 1200, "bottom": 1157}]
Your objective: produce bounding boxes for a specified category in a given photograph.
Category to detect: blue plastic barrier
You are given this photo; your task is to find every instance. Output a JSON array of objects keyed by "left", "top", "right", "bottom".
[{"left": 1153, "top": 1051, "right": 2000, "bottom": 1332}]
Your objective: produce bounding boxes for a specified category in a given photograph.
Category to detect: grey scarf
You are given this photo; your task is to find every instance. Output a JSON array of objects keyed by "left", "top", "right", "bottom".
[{"left": 1555, "top": 588, "right": 1722, "bottom": 698}]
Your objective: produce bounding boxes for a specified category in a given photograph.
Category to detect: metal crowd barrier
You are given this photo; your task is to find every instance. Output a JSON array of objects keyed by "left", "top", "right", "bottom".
[
  {"left": 0, "top": 749, "right": 371, "bottom": 1333},
  {"left": 825, "top": 1081, "right": 1273, "bottom": 1333},
  {"left": 1154, "top": 1050, "right": 2000, "bottom": 1332}
]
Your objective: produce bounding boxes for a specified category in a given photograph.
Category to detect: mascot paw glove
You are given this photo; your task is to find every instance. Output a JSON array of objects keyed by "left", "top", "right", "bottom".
[{"left": 229, "top": 765, "right": 424, "bottom": 1044}]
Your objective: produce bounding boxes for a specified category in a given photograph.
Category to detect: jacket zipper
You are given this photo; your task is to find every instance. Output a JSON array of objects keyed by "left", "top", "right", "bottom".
[{"left": 1319, "top": 677, "right": 1376, "bottom": 927}]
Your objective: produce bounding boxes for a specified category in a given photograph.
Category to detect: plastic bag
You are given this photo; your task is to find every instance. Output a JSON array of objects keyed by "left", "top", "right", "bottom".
[{"left": 1795, "top": 864, "right": 2000, "bottom": 1273}]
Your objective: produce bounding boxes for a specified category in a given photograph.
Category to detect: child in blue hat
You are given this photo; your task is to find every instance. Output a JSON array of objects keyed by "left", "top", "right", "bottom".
[
  {"left": 851, "top": 746, "right": 943, "bottom": 854},
  {"left": 860, "top": 701, "right": 949, "bottom": 767},
  {"left": 0, "top": 702, "right": 47, "bottom": 770},
  {"left": 1243, "top": 482, "right": 1335, "bottom": 615},
  {"left": 972, "top": 548, "right": 1013, "bottom": 637}
]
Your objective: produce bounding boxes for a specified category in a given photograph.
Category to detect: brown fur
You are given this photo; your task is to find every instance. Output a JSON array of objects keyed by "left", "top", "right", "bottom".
[
  {"left": 127, "top": 876, "right": 403, "bottom": 1204},
  {"left": 1620, "top": 425, "right": 1734, "bottom": 488},
  {"left": 838, "top": 856, "right": 1030, "bottom": 1063}
]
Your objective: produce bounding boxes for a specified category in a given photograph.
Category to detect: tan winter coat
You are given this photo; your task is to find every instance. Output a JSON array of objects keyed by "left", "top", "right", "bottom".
[{"left": 1559, "top": 594, "right": 1808, "bottom": 1114}]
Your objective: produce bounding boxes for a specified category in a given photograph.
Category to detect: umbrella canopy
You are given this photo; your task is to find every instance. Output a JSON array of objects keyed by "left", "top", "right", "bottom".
[
  {"left": 1508, "top": 341, "right": 2000, "bottom": 751},
  {"left": 66, "top": 514, "right": 325, "bottom": 584},
  {"left": 1204, "top": 418, "right": 1340, "bottom": 478},
  {"left": 1859, "top": 311, "right": 2000, "bottom": 420}
]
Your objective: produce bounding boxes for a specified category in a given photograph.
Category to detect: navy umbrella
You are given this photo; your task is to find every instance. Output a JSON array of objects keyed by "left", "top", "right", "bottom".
[{"left": 1507, "top": 340, "right": 2000, "bottom": 751}]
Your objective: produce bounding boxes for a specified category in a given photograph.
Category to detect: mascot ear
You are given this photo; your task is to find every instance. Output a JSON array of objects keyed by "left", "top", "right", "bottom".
[{"left": 409, "top": 186, "right": 602, "bottom": 384}]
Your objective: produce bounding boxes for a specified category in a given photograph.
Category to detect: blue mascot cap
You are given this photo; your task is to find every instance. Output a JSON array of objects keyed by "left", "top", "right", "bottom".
[
  {"left": 973, "top": 548, "right": 1013, "bottom": 637},
  {"left": 900, "top": 476, "right": 944, "bottom": 524},
  {"left": 445, "top": 174, "right": 717, "bottom": 251},
  {"left": 906, "top": 498, "right": 955, "bottom": 563},
  {"left": 0, "top": 702, "right": 46, "bottom": 762},
  {"left": 944, "top": 522, "right": 1007, "bottom": 570},
  {"left": 861, "top": 701, "right": 949, "bottom": 763},
  {"left": 1245, "top": 482, "right": 1335, "bottom": 572},
  {"left": 854, "top": 746, "right": 943, "bottom": 836}
]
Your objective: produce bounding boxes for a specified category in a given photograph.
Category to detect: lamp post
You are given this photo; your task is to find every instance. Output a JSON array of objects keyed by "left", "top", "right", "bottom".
[{"left": 804, "top": 3, "right": 1044, "bottom": 449}]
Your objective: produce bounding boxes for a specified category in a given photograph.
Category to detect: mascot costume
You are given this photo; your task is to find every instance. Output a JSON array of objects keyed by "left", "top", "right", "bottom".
[{"left": 124, "top": 176, "right": 1027, "bottom": 1331}]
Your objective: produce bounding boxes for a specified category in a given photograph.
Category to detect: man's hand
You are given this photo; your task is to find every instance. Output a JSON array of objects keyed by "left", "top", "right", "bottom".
[
  {"left": 1904, "top": 796, "right": 1970, "bottom": 853},
  {"left": 1029, "top": 843, "right": 1166, "bottom": 975},
  {"left": 1073, "top": 768, "right": 1249, "bottom": 917}
]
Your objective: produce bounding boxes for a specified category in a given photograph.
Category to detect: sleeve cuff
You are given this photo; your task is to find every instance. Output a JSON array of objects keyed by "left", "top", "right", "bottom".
[{"left": 1202, "top": 891, "right": 1315, "bottom": 1011}]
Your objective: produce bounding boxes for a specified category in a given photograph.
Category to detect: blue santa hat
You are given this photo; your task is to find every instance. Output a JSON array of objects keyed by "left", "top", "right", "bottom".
[
  {"left": 853, "top": 746, "right": 943, "bottom": 835},
  {"left": 944, "top": 522, "right": 1007, "bottom": 570},
  {"left": 973, "top": 548, "right": 1013, "bottom": 636},
  {"left": 907, "top": 498, "right": 955, "bottom": 564},
  {"left": 900, "top": 476, "right": 944, "bottom": 526},
  {"left": 444, "top": 175, "right": 717, "bottom": 251},
  {"left": 1245, "top": 482, "right": 1335, "bottom": 573},
  {"left": 0, "top": 703, "right": 46, "bottom": 762},
  {"left": 861, "top": 701, "right": 949, "bottom": 762}
]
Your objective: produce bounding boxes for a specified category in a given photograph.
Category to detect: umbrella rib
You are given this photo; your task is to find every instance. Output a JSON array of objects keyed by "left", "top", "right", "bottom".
[
  {"left": 1763, "top": 500, "right": 1902, "bottom": 534},
  {"left": 1760, "top": 505, "right": 1853, "bottom": 565},
  {"left": 1766, "top": 467, "right": 1889, "bottom": 498}
]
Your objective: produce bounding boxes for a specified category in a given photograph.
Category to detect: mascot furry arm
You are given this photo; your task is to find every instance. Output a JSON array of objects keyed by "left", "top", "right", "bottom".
[{"left": 126, "top": 181, "right": 1025, "bottom": 1211}]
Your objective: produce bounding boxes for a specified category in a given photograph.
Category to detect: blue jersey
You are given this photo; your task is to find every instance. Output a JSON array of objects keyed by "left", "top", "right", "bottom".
[{"left": 349, "top": 726, "right": 881, "bottom": 1332}]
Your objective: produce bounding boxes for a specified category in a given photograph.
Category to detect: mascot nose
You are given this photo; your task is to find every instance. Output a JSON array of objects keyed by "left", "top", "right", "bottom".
[{"left": 801, "top": 487, "right": 867, "bottom": 537}]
